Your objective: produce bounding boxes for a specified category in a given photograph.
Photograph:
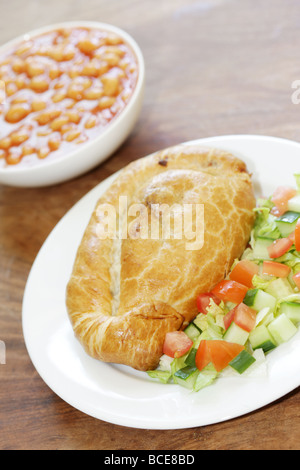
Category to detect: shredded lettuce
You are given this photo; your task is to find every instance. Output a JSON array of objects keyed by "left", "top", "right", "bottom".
[
  {"left": 276, "top": 251, "right": 300, "bottom": 267},
  {"left": 193, "top": 365, "right": 218, "bottom": 392},
  {"left": 147, "top": 370, "right": 172, "bottom": 384},
  {"left": 253, "top": 207, "right": 281, "bottom": 240},
  {"left": 252, "top": 274, "right": 273, "bottom": 290},
  {"left": 275, "top": 294, "right": 300, "bottom": 315},
  {"left": 256, "top": 197, "right": 274, "bottom": 210},
  {"left": 241, "top": 246, "right": 255, "bottom": 261},
  {"left": 206, "top": 299, "right": 226, "bottom": 318}
]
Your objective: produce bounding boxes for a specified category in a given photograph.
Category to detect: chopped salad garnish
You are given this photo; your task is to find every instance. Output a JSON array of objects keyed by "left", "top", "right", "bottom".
[{"left": 147, "top": 174, "right": 300, "bottom": 392}]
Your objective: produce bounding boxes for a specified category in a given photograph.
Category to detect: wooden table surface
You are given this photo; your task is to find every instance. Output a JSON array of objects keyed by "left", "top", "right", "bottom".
[{"left": 1, "top": 0, "right": 299, "bottom": 451}]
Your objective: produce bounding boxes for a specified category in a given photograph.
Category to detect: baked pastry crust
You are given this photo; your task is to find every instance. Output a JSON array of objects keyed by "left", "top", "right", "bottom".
[{"left": 66, "top": 145, "right": 256, "bottom": 371}]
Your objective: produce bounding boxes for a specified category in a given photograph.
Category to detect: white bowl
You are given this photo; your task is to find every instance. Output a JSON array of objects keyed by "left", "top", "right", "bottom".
[{"left": 0, "top": 21, "right": 145, "bottom": 188}]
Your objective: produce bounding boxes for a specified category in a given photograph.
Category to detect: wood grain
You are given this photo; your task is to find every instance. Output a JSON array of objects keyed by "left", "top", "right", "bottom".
[{"left": 0, "top": 0, "right": 299, "bottom": 450}]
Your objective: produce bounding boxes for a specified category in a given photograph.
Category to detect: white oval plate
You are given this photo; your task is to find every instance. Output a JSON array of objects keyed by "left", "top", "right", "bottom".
[{"left": 22, "top": 135, "right": 300, "bottom": 429}]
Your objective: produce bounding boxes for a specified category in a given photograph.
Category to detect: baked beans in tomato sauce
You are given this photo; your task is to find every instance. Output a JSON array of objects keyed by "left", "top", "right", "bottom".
[{"left": 0, "top": 27, "right": 138, "bottom": 168}]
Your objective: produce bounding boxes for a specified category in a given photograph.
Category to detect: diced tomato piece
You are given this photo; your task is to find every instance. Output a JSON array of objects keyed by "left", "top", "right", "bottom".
[
  {"left": 195, "top": 340, "right": 244, "bottom": 372},
  {"left": 233, "top": 303, "right": 257, "bottom": 332},
  {"left": 262, "top": 260, "right": 291, "bottom": 278},
  {"left": 295, "top": 219, "right": 300, "bottom": 252},
  {"left": 229, "top": 260, "right": 260, "bottom": 288},
  {"left": 195, "top": 340, "right": 211, "bottom": 371},
  {"left": 212, "top": 280, "right": 248, "bottom": 304},
  {"left": 223, "top": 307, "right": 237, "bottom": 330},
  {"left": 196, "top": 293, "right": 221, "bottom": 314},
  {"left": 162, "top": 331, "right": 193, "bottom": 358},
  {"left": 209, "top": 341, "right": 244, "bottom": 372},
  {"left": 271, "top": 186, "right": 297, "bottom": 217},
  {"left": 267, "top": 237, "right": 293, "bottom": 259},
  {"left": 293, "top": 272, "right": 300, "bottom": 289}
]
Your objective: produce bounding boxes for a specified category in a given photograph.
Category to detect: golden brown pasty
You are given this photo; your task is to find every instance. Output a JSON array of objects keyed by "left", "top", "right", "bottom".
[{"left": 66, "top": 145, "right": 256, "bottom": 371}]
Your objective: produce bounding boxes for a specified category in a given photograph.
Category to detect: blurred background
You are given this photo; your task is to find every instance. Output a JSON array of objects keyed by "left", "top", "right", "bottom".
[{"left": 1, "top": 0, "right": 299, "bottom": 161}]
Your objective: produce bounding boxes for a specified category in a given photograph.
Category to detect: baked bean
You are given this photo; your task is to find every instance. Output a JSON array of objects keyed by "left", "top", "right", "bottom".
[
  {"left": 0, "top": 137, "right": 11, "bottom": 150},
  {"left": 67, "top": 83, "right": 84, "bottom": 100},
  {"left": 64, "top": 129, "right": 81, "bottom": 142},
  {"left": 64, "top": 110, "right": 81, "bottom": 124},
  {"left": 35, "top": 109, "right": 61, "bottom": 125},
  {"left": 50, "top": 116, "right": 69, "bottom": 131},
  {"left": 31, "top": 100, "right": 47, "bottom": 112},
  {"left": 77, "top": 37, "right": 99, "bottom": 54},
  {"left": 26, "top": 58, "right": 44, "bottom": 77},
  {"left": 6, "top": 148, "right": 22, "bottom": 165},
  {"left": 101, "top": 75, "right": 120, "bottom": 96},
  {"left": 83, "top": 86, "right": 104, "bottom": 100},
  {"left": 48, "top": 134, "right": 61, "bottom": 151},
  {"left": 37, "top": 129, "right": 52, "bottom": 137},
  {"left": 84, "top": 115, "right": 98, "bottom": 129},
  {"left": 38, "top": 147, "right": 50, "bottom": 159},
  {"left": 60, "top": 122, "right": 77, "bottom": 134},
  {"left": 15, "top": 74, "right": 28, "bottom": 90},
  {"left": 75, "top": 134, "right": 88, "bottom": 145},
  {"left": 106, "top": 33, "right": 122, "bottom": 45},
  {"left": 98, "top": 96, "right": 116, "bottom": 109},
  {"left": 10, "top": 127, "right": 30, "bottom": 146},
  {"left": 49, "top": 65, "right": 61, "bottom": 80},
  {"left": 29, "top": 76, "right": 49, "bottom": 93},
  {"left": 5, "top": 104, "right": 30, "bottom": 123},
  {"left": 52, "top": 91, "right": 67, "bottom": 103},
  {"left": 102, "top": 53, "right": 120, "bottom": 67},
  {"left": 6, "top": 83, "right": 18, "bottom": 96},
  {"left": 12, "top": 58, "right": 26, "bottom": 74},
  {"left": 22, "top": 144, "right": 35, "bottom": 156}
]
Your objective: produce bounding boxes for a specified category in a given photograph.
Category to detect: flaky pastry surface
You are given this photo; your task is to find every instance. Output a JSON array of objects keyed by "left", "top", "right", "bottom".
[{"left": 66, "top": 145, "right": 256, "bottom": 371}]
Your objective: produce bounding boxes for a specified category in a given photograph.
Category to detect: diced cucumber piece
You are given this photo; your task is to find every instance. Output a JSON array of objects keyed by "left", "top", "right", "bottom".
[
  {"left": 184, "top": 322, "right": 201, "bottom": 341},
  {"left": 173, "top": 366, "right": 199, "bottom": 389},
  {"left": 252, "top": 237, "right": 273, "bottom": 260},
  {"left": 229, "top": 350, "right": 256, "bottom": 374},
  {"left": 185, "top": 348, "right": 197, "bottom": 367},
  {"left": 275, "top": 211, "right": 300, "bottom": 237},
  {"left": 244, "top": 288, "right": 277, "bottom": 313},
  {"left": 288, "top": 195, "right": 300, "bottom": 213},
  {"left": 249, "top": 325, "right": 277, "bottom": 353},
  {"left": 265, "top": 278, "right": 294, "bottom": 299},
  {"left": 223, "top": 322, "right": 249, "bottom": 345},
  {"left": 279, "top": 302, "right": 300, "bottom": 324},
  {"left": 267, "top": 313, "right": 298, "bottom": 345},
  {"left": 193, "top": 365, "right": 218, "bottom": 392}
]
